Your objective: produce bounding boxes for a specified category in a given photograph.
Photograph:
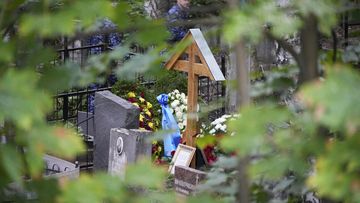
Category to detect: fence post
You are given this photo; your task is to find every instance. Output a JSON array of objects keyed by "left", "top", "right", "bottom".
[
  {"left": 63, "top": 95, "right": 69, "bottom": 123},
  {"left": 64, "top": 37, "right": 69, "bottom": 62}
]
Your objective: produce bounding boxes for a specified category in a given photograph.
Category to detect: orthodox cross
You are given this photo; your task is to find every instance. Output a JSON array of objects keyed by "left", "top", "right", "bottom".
[{"left": 165, "top": 29, "right": 225, "bottom": 167}]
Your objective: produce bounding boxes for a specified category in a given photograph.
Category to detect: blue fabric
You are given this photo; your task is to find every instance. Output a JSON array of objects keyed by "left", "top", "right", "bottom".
[
  {"left": 166, "top": 4, "right": 189, "bottom": 42},
  {"left": 157, "top": 94, "right": 181, "bottom": 157}
]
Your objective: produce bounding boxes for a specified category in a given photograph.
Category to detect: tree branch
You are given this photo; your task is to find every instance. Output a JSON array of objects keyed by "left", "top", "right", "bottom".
[{"left": 264, "top": 30, "right": 301, "bottom": 67}]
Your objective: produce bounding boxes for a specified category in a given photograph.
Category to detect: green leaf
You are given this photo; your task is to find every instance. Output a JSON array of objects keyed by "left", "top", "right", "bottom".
[
  {"left": 300, "top": 66, "right": 360, "bottom": 133},
  {"left": 133, "top": 19, "right": 168, "bottom": 46},
  {"left": 0, "top": 145, "right": 23, "bottom": 183},
  {"left": 220, "top": 104, "right": 290, "bottom": 156},
  {"left": 197, "top": 135, "right": 217, "bottom": 149},
  {"left": 125, "top": 158, "right": 166, "bottom": 188},
  {"left": 0, "top": 41, "right": 15, "bottom": 63},
  {"left": 0, "top": 69, "right": 51, "bottom": 130}
]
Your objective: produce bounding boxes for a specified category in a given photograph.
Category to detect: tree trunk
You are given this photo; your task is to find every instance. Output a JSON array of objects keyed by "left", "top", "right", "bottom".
[{"left": 299, "top": 14, "right": 320, "bottom": 84}]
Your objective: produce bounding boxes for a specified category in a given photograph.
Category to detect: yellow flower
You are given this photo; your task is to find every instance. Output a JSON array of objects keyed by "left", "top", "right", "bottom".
[
  {"left": 145, "top": 110, "right": 152, "bottom": 117},
  {"left": 146, "top": 102, "right": 152, "bottom": 109},
  {"left": 139, "top": 114, "right": 144, "bottom": 122},
  {"left": 139, "top": 97, "right": 145, "bottom": 103},
  {"left": 139, "top": 127, "right": 146, "bottom": 130},
  {"left": 148, "top": 122, "right": 154, "bottom": 129},
  {"left": 132, "top": 103, "right": 139, "bottom": 107},
  {"left": 127, "top": 92, "right": 136, "bottom": 98}
]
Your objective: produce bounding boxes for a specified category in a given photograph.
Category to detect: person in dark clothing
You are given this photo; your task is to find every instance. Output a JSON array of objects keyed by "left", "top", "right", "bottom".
[{"left": 166, "top": 0, "right": 190, "bottom": 43}]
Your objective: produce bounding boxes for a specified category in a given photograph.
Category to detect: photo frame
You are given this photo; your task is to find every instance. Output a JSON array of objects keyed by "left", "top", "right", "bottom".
[{"left": 168, "top": 144, "right": 196, "bottom": 174}]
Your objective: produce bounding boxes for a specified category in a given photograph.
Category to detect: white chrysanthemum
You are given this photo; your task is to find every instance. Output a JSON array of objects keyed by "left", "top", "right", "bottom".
[
  {"left": 171, "top": 100, "right": 179, "bottom": 108},
  {"left": 209, "top": 129, "right": 216, "bottom": 134},
  {"left": 220, "top": 125, "right": 227, "bottom": 132},
  {"left": 178, "top": 122, "right": 184, "bottom": 130},
  {"left": 174, "top": 89, "right": 179, "bottom": 94},
  {"left": 211, "top": 119, "right": 220, "bottom": 126},
  {"left": 176, "top": 111, "right": 183, "bottom": 119},
  {"left": 181, "top": 93, "right": 186, "bottom": 100},
  {"left": 214, "top": 124, "right": 222, "bottom": 130},
  {"left": 175, "top": 106, "right": 181, "bottom": 113},
  {"left": 223, "top": 114, "right": 231, "bottom": 119},
  {"left": 180, "top": 105, "right": 186, "bottom": 111},
  {"left": 171, "top": 96, "right": 175, "bottom": 100},
  {"left": 218, "top": 117, "right": 226, "bottom": 123}
]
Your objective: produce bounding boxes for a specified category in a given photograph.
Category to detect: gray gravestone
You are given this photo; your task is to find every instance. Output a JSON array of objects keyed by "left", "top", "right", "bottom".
[
  {"left": 174, "top": 165, "right": 207, "bottom": 196},
  {"left": 94, "top": 91, "right": 139, "bottom": 171},
  {"left": 77, "top": 111, "right": 95, "bottom": 137},
  {"left": 108, "top": 128, "right": 152, "bottom": 177}
]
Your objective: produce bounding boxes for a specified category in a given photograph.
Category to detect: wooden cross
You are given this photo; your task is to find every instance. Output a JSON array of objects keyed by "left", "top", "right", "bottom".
[{"left": 165, "top": 29, "right": 225, "bottom": 167}]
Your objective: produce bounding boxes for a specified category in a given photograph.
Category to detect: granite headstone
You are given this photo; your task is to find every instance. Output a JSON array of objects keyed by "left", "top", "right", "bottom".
[
  {"left": 108, "top": 128, "right": 152, "bottom": 177},
  {"left": 77, "top": 111, "right": 95, "bottom": 137},
  {"left": 174, "top": 165, "right": 207, "bottom": 196},
  {"left": 94, "top": 90, "right": 139, "bottom": 171}
]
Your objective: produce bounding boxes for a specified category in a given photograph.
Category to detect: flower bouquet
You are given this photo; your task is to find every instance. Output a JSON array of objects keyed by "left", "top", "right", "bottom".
[
  {"left": 198, "top": 114, "right": 239, "bottom": 164},
  {"left": 167, "top": 89, "right": 187, "bottom": 134}
]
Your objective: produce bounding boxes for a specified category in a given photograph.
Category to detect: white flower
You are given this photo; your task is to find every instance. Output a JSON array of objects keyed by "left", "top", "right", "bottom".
[
  {"left": 179, "top": 105, "right": 185, "bottom": 111},
  {"left": 170, "top": 108, "right": 174, "bottom": 114},
  {"left": 181, "top": 93, "right": 186, "bottom": 100},
  {"left": 209, "top": 129, "right": 216, "bottom": 134},
  {"left": 174, "top": 89, "right": 179, "bottom": 94},
  {"left": 215, "top": 124, "right": 222, "bottom": 130},
  {"left": 211, "top": 119, "right": 220, "bottom": 126},
  {"left": 218, "top": 117, "right": 226, "bottom": 123},
  {"left": 178, "top": 122, "right": 184, "bottom": 130},
  {"left": 220, "top": 125, "right": 227, "bottom": 132},
  {"left": 171, "top": 100, "right": 180, "bottom": 108},
  {"left": 182, "top": 120, "right": 187, "bottom": 126},
  {"left": 223, "top": 114, "right": 231, "bottom": 119},
  {"left": 171, "top": 96, "right": 175, "bottom": 100},
  {"left": 176, "top": 111, "right": 183, "bottom": 119},
  {"left": 197, "top": 134, "right": 204, "bottom": 138},
  {"left": 175, "top": 106, "right": 181, "bottom": 113}
]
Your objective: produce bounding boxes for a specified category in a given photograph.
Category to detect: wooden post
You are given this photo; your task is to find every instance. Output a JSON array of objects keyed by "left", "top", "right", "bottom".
[
  {"left": 164, "top": 29, "right": 225, "bottom": 169},
  {"left": 186, "top": 43, "right": 199, "bottom": 167}
]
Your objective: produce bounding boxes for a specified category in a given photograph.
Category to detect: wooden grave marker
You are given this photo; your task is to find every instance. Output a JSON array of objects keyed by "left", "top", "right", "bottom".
[{"left": 165, "top": 28, "right": 225, "bottom": 167}]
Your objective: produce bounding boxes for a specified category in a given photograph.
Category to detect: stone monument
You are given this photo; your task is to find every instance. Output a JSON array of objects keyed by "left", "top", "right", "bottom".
[{"left": 94, "top": 90, "right": 139, "bottom": 171}]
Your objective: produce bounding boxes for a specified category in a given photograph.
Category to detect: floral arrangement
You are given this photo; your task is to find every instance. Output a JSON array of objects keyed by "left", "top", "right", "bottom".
[
  {"left": 167, "top": 89, "right": 187, "bottom": 133},
  {"left": 198, "top": 114, "right": 239, "bottom": 164},
  {"left": 126, "top": 91, "right": 159, "bottom": 131},
  {"left": 207, "top": 114, "right": 239, "bottom": 135},
  {"left": 126, "top": 91, "right": 166, "bottom": 164}
]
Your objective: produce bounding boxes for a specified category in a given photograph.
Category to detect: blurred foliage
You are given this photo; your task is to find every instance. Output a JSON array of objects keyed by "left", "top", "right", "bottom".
[
  {"left": 0, "top": 0, "right": 359, "bottom": 202},
  {"left": 0, "top": 0, "right": 171, "bottom": 202}
]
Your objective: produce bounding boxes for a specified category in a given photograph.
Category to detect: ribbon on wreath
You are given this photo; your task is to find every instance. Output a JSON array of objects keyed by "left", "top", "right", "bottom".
[{"left": 157, "top": 94, "right": 181, "bottom": 157}]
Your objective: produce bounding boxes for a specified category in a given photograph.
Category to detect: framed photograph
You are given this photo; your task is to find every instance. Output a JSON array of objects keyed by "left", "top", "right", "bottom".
[{"left": 168, "top": 144, "right": 196, "bottom": 174}]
